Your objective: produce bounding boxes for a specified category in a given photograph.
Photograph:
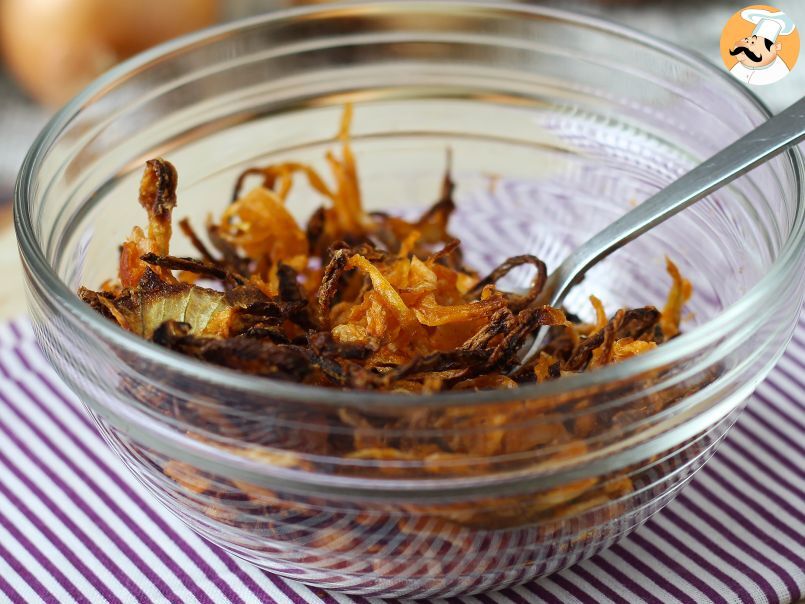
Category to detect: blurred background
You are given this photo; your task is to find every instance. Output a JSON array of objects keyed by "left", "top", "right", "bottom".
[{"left": 0, "top": 0, "right": 803, "bottom": 318}]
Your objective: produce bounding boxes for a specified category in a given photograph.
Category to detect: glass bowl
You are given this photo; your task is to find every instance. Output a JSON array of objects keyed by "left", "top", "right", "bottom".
[{"left": 15, "top": 2, "right": 805, "bottom": 598}]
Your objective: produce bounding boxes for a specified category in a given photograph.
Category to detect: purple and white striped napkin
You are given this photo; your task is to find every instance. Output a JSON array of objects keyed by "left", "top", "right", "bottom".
[{"left": 0, "top": 311, "right": 803, "bottom": 604}]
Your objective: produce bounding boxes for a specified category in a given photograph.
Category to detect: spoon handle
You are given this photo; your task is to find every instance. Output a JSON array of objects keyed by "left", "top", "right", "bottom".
[{"left": 544, "top": 95, "right": 805, "bottom": 308}]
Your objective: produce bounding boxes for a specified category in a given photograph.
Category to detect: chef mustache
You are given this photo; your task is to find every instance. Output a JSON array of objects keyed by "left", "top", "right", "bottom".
[{"left": 730, "top": 46, "right": 763, "bottom": 63}]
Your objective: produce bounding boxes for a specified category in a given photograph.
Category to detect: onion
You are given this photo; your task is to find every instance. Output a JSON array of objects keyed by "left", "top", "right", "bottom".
[{"left": 0, "top": 0, "right": 217, "bottom": 106}]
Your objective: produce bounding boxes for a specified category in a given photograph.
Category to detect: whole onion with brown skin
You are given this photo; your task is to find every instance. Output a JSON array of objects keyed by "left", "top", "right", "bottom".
[{"left": 0, "top": 0, "right": 218, "bottom": 107}]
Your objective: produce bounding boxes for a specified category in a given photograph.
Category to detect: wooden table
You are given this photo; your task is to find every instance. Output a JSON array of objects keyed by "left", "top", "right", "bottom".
[{"left": 0, "top": 202, "right": 26, "bottom": 320}]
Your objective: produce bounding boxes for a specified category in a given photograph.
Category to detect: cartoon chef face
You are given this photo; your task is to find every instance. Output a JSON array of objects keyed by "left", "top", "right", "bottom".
[
  {"left": 730, "top": 34, "right": 781, "bottom": 68},
  {"left": 722, "top": 7, "right": 797, "bottom": 86}
]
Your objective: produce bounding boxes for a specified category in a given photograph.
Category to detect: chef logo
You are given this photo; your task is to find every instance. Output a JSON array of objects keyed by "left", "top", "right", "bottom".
[{"left": 720, "top": 5, "right": 799, "bottom": 86}]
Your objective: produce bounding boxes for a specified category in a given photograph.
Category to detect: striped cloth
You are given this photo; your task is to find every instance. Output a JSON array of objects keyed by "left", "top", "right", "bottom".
[{"left": 0, "top": 312, "right": 803, "bottom": 604}]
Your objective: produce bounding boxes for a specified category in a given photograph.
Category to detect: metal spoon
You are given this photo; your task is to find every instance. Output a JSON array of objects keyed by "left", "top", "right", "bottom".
[{"left": 515, "top": 95, "right": 805, "bottom": 371}]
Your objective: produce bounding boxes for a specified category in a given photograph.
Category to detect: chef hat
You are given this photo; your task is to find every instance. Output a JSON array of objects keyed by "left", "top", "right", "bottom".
[{"left": 741, "top": 8, "right": 796, "bottom": 43}]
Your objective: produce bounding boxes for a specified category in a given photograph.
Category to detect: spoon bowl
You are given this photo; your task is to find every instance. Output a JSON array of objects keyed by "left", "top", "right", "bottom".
[{"left": 515, "top": 96, "right": 805, "bottom": 371}]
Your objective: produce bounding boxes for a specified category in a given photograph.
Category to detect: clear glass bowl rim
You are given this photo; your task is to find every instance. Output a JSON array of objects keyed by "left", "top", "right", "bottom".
[{"left": 13, "top": 0, "right": 805, "bottom": 410}]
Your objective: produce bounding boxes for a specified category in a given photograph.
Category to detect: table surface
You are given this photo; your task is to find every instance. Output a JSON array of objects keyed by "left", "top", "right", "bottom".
[{"left": 1, "top": 0, "right": 803, "bottom": 320}]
